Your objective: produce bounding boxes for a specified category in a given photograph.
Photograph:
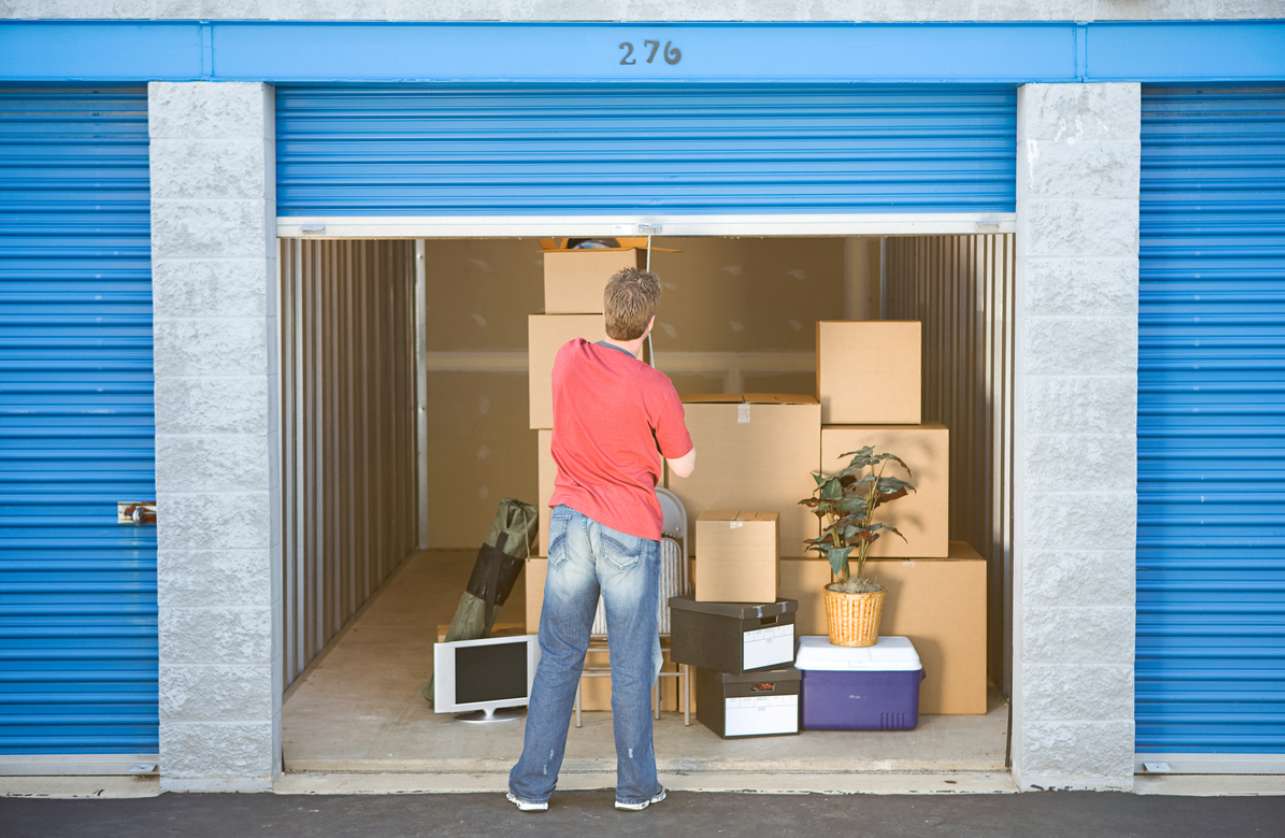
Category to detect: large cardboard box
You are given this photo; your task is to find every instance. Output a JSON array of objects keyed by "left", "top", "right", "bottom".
[
  {"left": 543, "top": 249, "right": 645, "bottom": 314},
  {"left": 537, "top": 430, "right": 555, "bottom": 556},
  {"left": 778, "top": 541, "right": 987, "bottom": 714},
  {"left": 528, "top": 314, "right": 607, "bottom": 429},
  {"left": 524, "top": 557, "right": 677, "bottom": 711},
  {"left": 694, "top": 511, "right": 779, "bottom": 603},
  {"left": 668, "top": 394, "right": 820, "bottom": 557},
  {"left": 817, "top": 321, "right": 922, "bottom": 424},
  {"left": 820, "top": 424, "right": 949, "bottom": 558}
]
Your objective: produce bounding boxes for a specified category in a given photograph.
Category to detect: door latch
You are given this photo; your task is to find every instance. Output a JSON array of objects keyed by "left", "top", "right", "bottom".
[{"left": 117, "top": 501, "right": 157, "bottom": 525}]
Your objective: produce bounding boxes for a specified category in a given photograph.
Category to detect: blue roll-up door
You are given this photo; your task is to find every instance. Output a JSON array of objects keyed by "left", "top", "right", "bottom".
[
  {"left": 276, "top": 84, "right": 1016, "bottom": 217},
  {"left": 0, "top": 88, "right": 158, "bottom": 767},
  {"left": 1137, "top": 86, "right": 1285, "bottom": 767}
]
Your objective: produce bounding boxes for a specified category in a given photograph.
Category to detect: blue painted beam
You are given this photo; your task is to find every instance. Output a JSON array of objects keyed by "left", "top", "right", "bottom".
[
  {"left": 0, "top": 21, "right": 203, "bottom": 81},
  {"left": 1, "top": 20, "right": 1283, "bottom": 85},
  {"left": 1089, "top": 21, "right": 1285, "bottom": 81}
]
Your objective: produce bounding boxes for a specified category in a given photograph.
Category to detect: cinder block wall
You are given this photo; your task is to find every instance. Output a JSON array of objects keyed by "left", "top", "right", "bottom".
[
  {"left": 1012, "top": 83, "right": 1140, "bottom": 791},
  {"left": 149, "top": 82, "right": 280, "bottom": 792}
]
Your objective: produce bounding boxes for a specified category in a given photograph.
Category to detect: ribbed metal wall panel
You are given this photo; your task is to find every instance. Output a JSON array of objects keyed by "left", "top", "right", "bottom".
[
  {"left": 885, "top": 234, "right": 1016, "bottom": 696},
  {"left": 275, "top": 85, "right": 1016, "bottom": 217},
  {"left": 1137, "top": 86, "right": 1285, "bottom": 759},
  {"left": 279, "top": 239, "right": 420, "bottom": 686},
  {"left": 0, "top": 88, "right": 157, "bottom": 761}
]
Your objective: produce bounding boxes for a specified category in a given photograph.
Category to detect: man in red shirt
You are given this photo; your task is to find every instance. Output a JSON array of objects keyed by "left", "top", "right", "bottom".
[{"left": 508, "top": 267, "right": 695, "bottom": 813}]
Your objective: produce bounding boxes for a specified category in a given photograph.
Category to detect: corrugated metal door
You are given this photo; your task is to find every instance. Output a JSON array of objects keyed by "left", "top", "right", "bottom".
[
  {"left": 1137, "top": 86, "right": 1285, "bottom": 769},
  {"left": 0, "top": 88, "right": 158, "bottom": 770},
  {"left": 275, "top": 85, "right": 1016, "bottom": 217}
]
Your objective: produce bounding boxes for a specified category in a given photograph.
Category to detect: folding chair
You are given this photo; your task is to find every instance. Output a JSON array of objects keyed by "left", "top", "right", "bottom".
[{"left": 574, "top": 487, "right": 692, "bottom": 727}]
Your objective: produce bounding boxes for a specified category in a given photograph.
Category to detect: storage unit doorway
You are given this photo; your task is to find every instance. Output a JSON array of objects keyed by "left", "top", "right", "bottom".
[
  {"left": 271, "top": 81, "right": 1018, "bottom": 785},
  {"left": 274, "top": 230, "right": 1015, "bottom": 783}
]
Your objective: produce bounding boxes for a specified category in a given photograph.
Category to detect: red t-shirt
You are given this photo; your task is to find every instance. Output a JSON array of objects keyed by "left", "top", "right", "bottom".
[{"left": 548, "top": 338, "right": 693, "bottom": 541}]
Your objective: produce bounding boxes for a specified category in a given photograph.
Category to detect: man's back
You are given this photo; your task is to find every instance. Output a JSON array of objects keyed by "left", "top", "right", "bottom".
[{"left": 548, "top": 338, "right": 691, "bottom": 542}]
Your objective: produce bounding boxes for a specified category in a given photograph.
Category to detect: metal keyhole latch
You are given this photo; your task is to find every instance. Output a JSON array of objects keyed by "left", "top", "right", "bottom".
[{"left": 117, "top": 501, "right": 157, "bottom": 525}]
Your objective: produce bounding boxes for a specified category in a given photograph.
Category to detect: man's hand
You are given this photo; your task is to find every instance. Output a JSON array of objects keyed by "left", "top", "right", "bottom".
[{"left": 667, "top": 447, "right": 696, "bottom": 479}]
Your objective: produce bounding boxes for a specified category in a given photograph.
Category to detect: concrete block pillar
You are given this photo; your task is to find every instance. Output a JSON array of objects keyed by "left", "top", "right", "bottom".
[
  {"left": 149, "top": 82, "right": 280, "bottom": 792},
  {"left": 1012, "top": 83, "right": 1141, "bottom": 791}
]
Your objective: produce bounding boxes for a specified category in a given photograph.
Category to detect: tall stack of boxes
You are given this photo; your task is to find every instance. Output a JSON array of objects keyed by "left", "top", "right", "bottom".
[
  {"left": 789, "top": 321, "right": 986, "bottom": 714},
  {"left": 670, "top": 321, "right": 985, "bottom": 717},
  {"left": 525, "top": 250, "right": 987, "bottom": 718},
  {"left": 525, "top": 241, "right": 678, "bottom": 711}
]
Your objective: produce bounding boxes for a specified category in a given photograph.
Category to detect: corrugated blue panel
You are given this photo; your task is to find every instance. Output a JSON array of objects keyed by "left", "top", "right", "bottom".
[
  {"left": 1137, "top": 86, "right": 1285, "bottom": 756},
  {"left": 275, "top": 84, "right": 1016, "bottom": 217},
  {"left": 0, "top": 88, "right": 157, "bottom": 756}
]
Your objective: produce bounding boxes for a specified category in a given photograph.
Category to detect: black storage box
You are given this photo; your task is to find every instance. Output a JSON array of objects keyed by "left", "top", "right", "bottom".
[
  {"left": 695, "top": 667, "right": 801, "bottom": 739},
  {"left": 669, "top": 596, "right": 797, "bottom": 674}
]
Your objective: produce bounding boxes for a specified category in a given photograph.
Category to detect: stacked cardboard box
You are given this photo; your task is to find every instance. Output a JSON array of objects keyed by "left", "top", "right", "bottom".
[
  {"left": 816, "top": 321, "right": 947, "bottom": 559},
  {"left": 668, "top": 394, "right": 821, "bottom": 562},
  {"left": 694, "top": 511, "right": 779, "bottom": 602},
  {"left": 527, "top": 244, "right": 675, "bottom": 712}
]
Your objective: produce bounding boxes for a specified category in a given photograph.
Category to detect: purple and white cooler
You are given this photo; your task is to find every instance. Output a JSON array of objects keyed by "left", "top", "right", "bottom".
[{"left": 795, "top": 635, "right": 925, "bottom": 731}]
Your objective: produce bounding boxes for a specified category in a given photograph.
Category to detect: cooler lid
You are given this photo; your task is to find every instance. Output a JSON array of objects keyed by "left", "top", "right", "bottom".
[
  {"left": 668, "top": 595, "right": 797, "bottom": 619},
  {"left": 794, "top": 636, "right": 922, "bottom": 671}
]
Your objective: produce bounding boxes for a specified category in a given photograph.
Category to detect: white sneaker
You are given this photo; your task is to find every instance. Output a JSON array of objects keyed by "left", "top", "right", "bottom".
[
  {"left": 615, "top": 787, "right": 667, "bottom": 812},
  {"left": 506, "top": 791, "right": 548, "bottom": 812}
]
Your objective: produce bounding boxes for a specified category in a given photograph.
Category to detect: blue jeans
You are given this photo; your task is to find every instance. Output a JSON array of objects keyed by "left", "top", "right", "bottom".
[{"left": 509, "top": 504, "right": 664, "bottom": 805}]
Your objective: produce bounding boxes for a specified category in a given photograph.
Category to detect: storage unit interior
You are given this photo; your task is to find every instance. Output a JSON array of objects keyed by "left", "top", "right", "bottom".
[{"left": 277, "top": 233, "right": 1014, "bottom": 777}]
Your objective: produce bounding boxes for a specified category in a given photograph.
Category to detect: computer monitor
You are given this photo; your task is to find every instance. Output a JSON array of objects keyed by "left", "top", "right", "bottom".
[{"left": 433, "top": 634, "right": 540, "bottom": 722}]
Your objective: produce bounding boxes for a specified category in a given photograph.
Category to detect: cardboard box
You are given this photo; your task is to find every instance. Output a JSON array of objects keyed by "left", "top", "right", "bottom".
[
  {"left": 817, "top": 321, "right": 922, "bottom": 424},
  {"left": 668, "top": 394, "right": 820, "bottom": 557},
  {"left": 543, "top": 249, "right": 645, "bottom": 314},
  {"left": 528, "top": 314, "right": 607, "bottom": 429},
  {"left": 694, "top": 511, "right": 779, "bottom": 602},
  {"left": 523, "top": 557, "right": 677, "bottom": 711},
  {"left": 778, "top": 541, "right": 987, "bottom": 714},
  {"left": 820, "top": 424, "right": 949, "bottom": 558},
  {"left": 537, "top": 430, "right": 554, "bottom": 556}
]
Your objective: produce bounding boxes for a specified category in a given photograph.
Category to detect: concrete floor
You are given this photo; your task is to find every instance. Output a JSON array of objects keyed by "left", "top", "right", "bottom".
[{"left": 283, "top": 551, "right": 1009, "bottom": 784}]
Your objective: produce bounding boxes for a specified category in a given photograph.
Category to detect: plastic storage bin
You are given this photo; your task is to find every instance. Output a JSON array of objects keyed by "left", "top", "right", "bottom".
[
  {"left": 695, "top": 667, "right": 801, "bottom": 739},
  {"left": 669, "top": 596, "right": 797, "bottom": 674},
  {"left": 795, "top": 635, "right": 924, "bottom": 730}
]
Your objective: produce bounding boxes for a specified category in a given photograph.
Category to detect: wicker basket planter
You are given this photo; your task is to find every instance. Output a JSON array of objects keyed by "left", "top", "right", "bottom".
[{"left": 824, "top": 587, "right": 885, "bottom": 647}]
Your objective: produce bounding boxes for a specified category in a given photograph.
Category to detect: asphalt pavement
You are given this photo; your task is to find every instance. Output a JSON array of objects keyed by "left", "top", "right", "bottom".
[{"left": 3, "top": 789, "right": 1285, "bottom": 838}]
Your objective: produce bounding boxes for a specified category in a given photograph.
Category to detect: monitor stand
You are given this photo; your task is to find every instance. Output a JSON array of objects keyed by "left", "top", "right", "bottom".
[{"left": 455, "top": 706, "right": 523, "bottom": 724}]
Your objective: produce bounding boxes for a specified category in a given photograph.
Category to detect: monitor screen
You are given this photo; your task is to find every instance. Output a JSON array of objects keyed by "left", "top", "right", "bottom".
[{"left": 454, "top": 641, "right": 529, "bottom": 704}]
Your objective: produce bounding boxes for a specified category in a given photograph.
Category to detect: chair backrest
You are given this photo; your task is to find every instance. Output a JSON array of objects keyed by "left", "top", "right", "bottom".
[{"left": 655, "top": 486, "right": 687, "bottom": 555}]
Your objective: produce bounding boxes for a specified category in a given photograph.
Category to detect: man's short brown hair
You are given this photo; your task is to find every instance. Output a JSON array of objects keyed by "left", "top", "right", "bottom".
[{"left": 603, "top": 267, "right": 661, "bottom": 340}]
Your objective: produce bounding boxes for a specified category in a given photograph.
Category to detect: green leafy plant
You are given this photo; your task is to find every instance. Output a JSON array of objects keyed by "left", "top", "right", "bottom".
[{"left": 799, "top": 446, "right": 915, "bottom": 594}]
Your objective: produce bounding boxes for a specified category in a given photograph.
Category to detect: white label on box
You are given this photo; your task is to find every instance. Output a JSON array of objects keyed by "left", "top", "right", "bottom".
[
  {"left": 724, "top": 694, "right": 799, "bottom": 737},
  {"left": 743, "top": 623, "right": 794, "bottom": 670},
  {"left": 729, "top": 521, "right": 743, "bottom": 529},
  {"left": 737, "top": 403, "right": 751, "bottom": 424}
]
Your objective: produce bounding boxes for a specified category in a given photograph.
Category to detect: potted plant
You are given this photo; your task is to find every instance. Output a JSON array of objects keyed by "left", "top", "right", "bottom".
[{"left": 799, "top": 445, "right": 915, "bottom": 647}]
